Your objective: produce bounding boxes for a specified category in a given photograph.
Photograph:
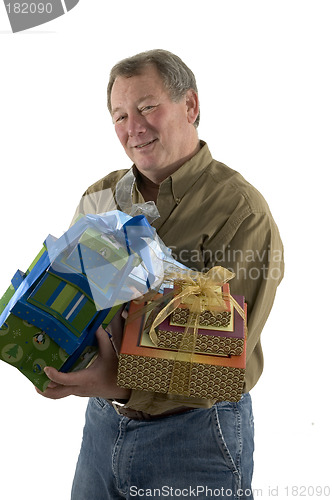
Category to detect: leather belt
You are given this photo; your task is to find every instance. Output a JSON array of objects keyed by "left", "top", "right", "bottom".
[{"left": 111, "top": 401, "right": 191, "bottom": 421}]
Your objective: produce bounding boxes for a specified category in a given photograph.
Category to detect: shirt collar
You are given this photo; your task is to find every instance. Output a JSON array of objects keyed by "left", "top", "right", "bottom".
[
  {"left": 167, "top": 140, "right": 212, "bottom": 202},
  {"left": 132, "top": 140, "right": 212, "bottom": 204}
]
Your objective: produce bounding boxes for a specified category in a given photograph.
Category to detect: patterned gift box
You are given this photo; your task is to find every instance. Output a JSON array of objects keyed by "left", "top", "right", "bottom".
[
  {"left": 173, "top": 282, "right": 231, "bottom": 313},
  {"left": 151, "top": 285, "right": 245, "bottom": 356},
  {"left": 118, "top": 298, "right": 247, "bottom": 402},
  {"left": 169, "top": 283, "right": 231, "bottom": 327}
]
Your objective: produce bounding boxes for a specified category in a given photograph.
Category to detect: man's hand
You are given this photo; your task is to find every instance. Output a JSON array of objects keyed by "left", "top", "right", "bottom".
[{"left": 35, "top": 326, "right": 131, "bottom": 401}]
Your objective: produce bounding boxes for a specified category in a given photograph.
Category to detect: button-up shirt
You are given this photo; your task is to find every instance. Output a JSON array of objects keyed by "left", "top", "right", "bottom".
[{"left": 72, "top": 141, "right": 284, "bottom": 414}]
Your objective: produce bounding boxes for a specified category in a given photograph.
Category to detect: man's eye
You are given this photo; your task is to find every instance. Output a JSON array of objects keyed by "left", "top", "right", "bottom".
[
  {"left": 141, "top": 105, "right": 156, "bottom": 113},
  {"left": 115, "top": 115, "right": 126, "bottom": 123}
]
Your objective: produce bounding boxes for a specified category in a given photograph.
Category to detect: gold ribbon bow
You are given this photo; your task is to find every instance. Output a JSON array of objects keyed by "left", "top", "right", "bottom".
[{"left": 148, "top": 266, "right": 245, "bottom": 396}]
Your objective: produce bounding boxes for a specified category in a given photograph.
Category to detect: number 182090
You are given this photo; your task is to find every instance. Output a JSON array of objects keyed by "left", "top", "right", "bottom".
[{"left": 6, "top": 3, "right": 53, "bottom": 14}]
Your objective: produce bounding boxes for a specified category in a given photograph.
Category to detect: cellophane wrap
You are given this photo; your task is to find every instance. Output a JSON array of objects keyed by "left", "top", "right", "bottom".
[{"left": 0, "top": 210, "right": 186, "bottom": 390}]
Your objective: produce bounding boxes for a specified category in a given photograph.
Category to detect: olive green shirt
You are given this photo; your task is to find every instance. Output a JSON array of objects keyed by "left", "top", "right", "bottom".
[{"left": 72, "top": 142, "right": 284, "bottom": 414}]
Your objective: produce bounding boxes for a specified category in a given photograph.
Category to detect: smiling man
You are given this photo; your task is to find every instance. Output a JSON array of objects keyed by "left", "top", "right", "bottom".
[
  {"left": 110, "top": 63, "right": 200, "bottom": 189},
  {"left": 38, "top": 50, "right": 284, "bottom": 500}
]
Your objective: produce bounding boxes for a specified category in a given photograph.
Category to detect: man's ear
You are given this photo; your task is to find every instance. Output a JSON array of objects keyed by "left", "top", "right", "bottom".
[{"left": 185, "top": 89, "right": 200, "bottom": 125}]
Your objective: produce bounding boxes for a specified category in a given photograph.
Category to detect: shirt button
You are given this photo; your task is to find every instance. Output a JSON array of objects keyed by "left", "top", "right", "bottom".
[{"left": 175, "top": 197, "right": 181, "bottom": 204}]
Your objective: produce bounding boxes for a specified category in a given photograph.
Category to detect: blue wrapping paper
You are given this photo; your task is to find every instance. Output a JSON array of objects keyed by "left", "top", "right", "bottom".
[
  {"left": 0, "top": 211, "right": 175, "bottom": 328},
  {"left": 0, "top": 210, "right": 185, "bottom": 390}
]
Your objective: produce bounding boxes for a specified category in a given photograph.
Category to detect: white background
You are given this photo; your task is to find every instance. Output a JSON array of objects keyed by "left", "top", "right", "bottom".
[{"left": 0, "top": 1, "right": 331, "bottom": 499}]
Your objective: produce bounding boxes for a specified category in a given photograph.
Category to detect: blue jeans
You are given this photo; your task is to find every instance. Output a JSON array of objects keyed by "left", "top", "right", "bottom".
[{"left": 71, "top": 393, "right": 254, "bottom": 500}]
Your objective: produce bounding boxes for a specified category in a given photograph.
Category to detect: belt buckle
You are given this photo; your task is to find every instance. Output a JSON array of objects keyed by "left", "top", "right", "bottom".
[
  {"left": 111, "top": 401, "right": 150, "bottom": 420},
  {"left": 111, "top": 400, "right": 126, "bottom": 415}
]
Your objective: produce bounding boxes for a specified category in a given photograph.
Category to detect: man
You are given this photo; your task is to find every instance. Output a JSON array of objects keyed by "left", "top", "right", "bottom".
[{"left": 39, "top": 50, "right": 284, "bottom": 499}]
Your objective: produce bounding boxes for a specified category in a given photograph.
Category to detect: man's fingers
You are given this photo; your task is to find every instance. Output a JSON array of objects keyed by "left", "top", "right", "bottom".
[
  {"left": 34, "top": 326, "right": 119, "bottom": 401},
  {"left": 44, "top": 366, "right": 88, "bottom": 387},
  {"left": 37, "top": 384, "right": 79, "bottom": 400},
  {"left": 95, "top": 326, "right": 117, "bottom": 359},
  {"left": 46, "top": 380, "right": 59, "bottom": 389},
  {"left": 95, "top": 326, "right": 111, "bottom": 346}
]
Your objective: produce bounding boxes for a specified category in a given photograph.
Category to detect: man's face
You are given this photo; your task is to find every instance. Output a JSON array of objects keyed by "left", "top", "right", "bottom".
[{"left": 110, "top": 64, "right": 198, "bottom": 183}]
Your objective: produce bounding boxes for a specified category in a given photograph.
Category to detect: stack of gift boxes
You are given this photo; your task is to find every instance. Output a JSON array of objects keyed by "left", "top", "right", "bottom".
[
  {"left": 0, "top": 211, "right": 247, "bottom": 402},
  {"left": 118, "top": 281, "right": 247, "bottom": 402}
]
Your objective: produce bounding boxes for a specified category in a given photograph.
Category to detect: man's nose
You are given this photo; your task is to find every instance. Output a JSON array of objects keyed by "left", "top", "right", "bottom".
[{"left": 127, "top": 112, "right": 147, "bottom": 137}]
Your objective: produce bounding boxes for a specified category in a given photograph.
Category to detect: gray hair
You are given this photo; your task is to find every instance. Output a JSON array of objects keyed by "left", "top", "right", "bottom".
[{"left": 107, "top": 49, "right": 200, "bottom": 127}]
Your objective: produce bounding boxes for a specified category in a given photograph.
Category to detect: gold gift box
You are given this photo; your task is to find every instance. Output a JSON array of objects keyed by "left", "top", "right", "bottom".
[
  {"left": 118, "top": 298, "right": 247, "bottom": 401},
  {"left": 149, "top": 285, "right": 245, "bottom": 356}
]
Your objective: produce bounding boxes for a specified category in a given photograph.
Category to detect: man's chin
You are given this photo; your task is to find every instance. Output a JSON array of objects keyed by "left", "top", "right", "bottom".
[
  {"left": 131, "top": 154, "right": 159, "bottom": 172},
  {"left": 133, "top": 162, "right": 158, "bottom": 173}
]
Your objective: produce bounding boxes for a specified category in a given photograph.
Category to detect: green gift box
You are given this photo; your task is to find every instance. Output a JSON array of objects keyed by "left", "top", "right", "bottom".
[
  {"left": 0, "top": 240, "right": 120, "bottom": 391},
  {"left": 0, "top": 210, "right": 168, "bottom": 391}
]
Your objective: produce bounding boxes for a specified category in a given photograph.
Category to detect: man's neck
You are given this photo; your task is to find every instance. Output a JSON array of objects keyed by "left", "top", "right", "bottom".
[
  {"left": 135, "top": 140, "right": 201, "bottom": 202},
  {"left": 136, "top": 171, "right": 160, "bottom": 203}
]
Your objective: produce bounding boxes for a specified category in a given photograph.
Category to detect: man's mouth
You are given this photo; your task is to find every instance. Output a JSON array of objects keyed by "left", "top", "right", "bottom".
[{"left": 134, "top": 139, "right": 157, "bottom": 149}]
